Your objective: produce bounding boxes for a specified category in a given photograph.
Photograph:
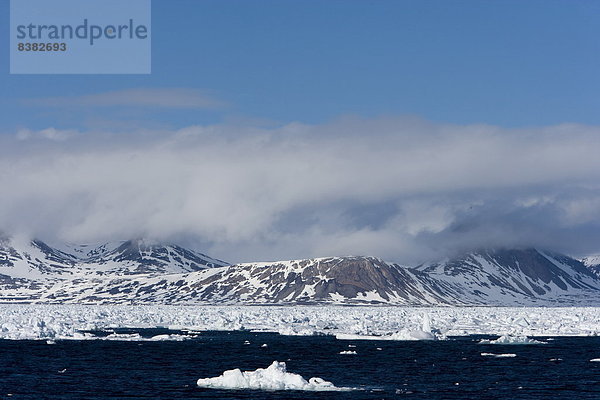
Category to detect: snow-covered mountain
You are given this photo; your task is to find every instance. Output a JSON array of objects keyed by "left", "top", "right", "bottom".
[
  {"left": 414, "top": 248, "right": 600, "bottom": 305},
  {"left": 1, "top": 237, "right": 599, "bottom": 305},
  {"left": 0, "top": 237, "right": 226, "bottom": 275},
  {"left": 0, "top": 237, "right": 226, "bottom": 302},
  {"left": 581, "top": 255, "right": 600, "bottom": 278}
]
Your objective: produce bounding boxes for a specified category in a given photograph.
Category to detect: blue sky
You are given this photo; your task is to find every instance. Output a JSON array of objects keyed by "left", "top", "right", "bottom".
[
  {"left": 2, "top": 1, "right": 600, "bottom": 262},
  {"left": 1, "top": 0, "right": 599, "bottom": 131}
]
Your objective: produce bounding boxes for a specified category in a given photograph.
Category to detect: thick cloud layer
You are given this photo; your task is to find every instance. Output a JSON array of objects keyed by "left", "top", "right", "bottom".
[{"left": 2, "top": 116, "right": 600, "bottom": 263}]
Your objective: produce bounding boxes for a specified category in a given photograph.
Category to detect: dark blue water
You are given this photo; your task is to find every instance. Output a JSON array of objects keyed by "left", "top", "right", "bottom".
[{"left": 1, "top": 330, "right": 600, "bottom": 399}]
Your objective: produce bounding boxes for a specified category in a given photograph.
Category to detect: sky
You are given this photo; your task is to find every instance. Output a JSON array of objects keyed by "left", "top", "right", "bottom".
[{"left": 1, "top": 0, "right": 600, "bottom": 264}]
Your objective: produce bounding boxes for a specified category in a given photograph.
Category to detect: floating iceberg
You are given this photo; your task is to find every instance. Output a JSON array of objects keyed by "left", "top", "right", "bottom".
[
  {"left": 390, "top": 313, "right": 437, "bottom": 340},
  {"left": 334, "top": 313, "right": 438, "bottom": 341},
  {"left": 479, "top": 335, "right": 545, "bottom": 345},
  {"left": 196, "top": 361, "right": 349, "bottom": 391},
  {"left": 392, "top": 330, "right": 436, "bottom": 341},
  {"left": 339, "top": 350, "right": 357, "bottom": 355}
]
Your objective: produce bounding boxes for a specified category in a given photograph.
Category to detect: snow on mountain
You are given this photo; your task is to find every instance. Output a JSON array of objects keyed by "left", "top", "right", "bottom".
[
  {"left": 0, "top": 236, "right": 76, "bottom": 276},
  {"left": 1, "top": 238, "right": 599, "bottom": 305},
  {"left": 4, "top": 255, "right": 458, "bottom": 305},
  {"left": 1, "top": 237, "right": 226, "bottom": 277},
  {"left": 0, "top": 237, "right": 227, "bottom": 302},
  {"left": 581, "top": 255, "right": 600, "bottom": 277},
  {"left": 414, "top": 248, "right": 600, "bottom": 305},
  {"left": 50, "top": 241, "right": 125, "bottom": 261},
  {"left": 79, "top": 239, "right": 228, "bottom": 275},
  {"left": 194, "top": 256, "right": 467, "bottom": 305}
]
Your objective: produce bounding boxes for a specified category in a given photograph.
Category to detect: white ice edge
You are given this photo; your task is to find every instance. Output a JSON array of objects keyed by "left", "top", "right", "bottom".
[
  {"left": 1, "top": 305, "right": 600, "bottom": 341},
  {"left": 481, "top": 353, "right": 517, "bottom": 358},
  {"left": 196, "top": 361, "right": 353, "bottom": 391}
]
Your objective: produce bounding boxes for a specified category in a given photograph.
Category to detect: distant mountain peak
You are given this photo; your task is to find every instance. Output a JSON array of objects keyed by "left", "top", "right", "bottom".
[{"left": 0, "top": 237, "right": 227, "bottom": 279}]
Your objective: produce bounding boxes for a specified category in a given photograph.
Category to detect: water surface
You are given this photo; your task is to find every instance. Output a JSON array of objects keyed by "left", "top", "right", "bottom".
[{"left": 2, "top": 330, "right": 599, "bottom": 399}]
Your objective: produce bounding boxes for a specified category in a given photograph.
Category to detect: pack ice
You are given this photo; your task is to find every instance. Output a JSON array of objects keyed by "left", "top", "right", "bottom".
[{"left": 1, "top": 305, "right": 599, "bottom": 341}]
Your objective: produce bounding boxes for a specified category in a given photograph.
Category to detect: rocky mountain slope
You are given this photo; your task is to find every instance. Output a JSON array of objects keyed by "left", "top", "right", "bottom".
[
  {"left": 1, "top": 237, "right": 599, "bottom": 305},
  {"left": 415, "top": 248, "right": 600, "bottom": 305}
]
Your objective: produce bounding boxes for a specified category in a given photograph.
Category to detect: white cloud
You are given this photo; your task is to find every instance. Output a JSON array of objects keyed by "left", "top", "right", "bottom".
[
  {"left": 1, "top": 117, "right": 600, "bottom": 263},
  {"left": 16, "top": 127, "right": 78, "bottom": 141}
]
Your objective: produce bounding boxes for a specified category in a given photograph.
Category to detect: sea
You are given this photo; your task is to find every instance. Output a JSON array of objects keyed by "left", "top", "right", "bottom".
[{"left": 1, "top": 329, "right": 599, "bottom": 399}]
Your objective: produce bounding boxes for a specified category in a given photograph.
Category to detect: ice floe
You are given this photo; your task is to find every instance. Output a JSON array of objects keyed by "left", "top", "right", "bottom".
[
  {"left": 334, "top": 316, "right": 439, "bottom": 341},
  {"left": 335, "top": 329, "right": 437, "bottom": 341},
  {"left": 196, "top": 361, "right": 349, "bottom": 391},
  {"left": 88, "top": 333, "right": 195, "bottom": 341},
  {"left": 479, "top": 335, "right": 545, "bottom": 345}
]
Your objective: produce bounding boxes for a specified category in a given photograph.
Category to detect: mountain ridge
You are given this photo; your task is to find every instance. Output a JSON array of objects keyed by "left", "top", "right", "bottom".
[{"left": 1, "top": 237, "right": 599, "bottom": 305}]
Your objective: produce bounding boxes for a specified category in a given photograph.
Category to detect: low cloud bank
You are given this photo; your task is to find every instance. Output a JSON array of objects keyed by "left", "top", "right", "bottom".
[{"left": 1, "top": 116, "right": 599, "bottom": 263}]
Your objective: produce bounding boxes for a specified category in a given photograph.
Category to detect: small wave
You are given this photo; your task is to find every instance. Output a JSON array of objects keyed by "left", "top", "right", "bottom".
[{"left": 481, "top": 352, "right": 516, "bottom": 358}]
